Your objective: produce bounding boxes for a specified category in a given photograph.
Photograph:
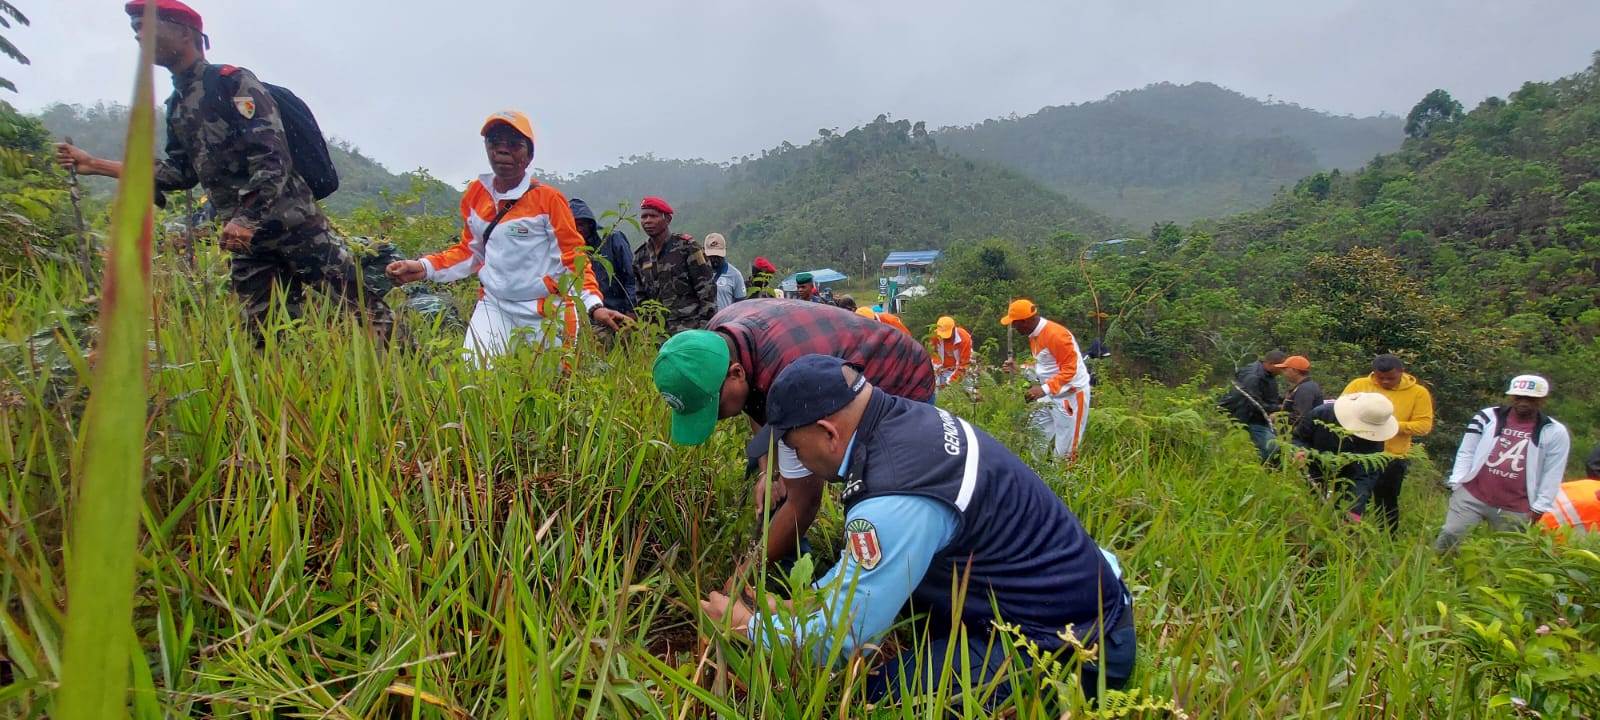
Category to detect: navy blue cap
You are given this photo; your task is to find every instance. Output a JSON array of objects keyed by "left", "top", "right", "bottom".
[{"left": 768, "top": 354, "right": 868, "bottom": 430}]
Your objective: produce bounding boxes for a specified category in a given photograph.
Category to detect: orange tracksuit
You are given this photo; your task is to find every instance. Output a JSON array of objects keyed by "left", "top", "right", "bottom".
[
  {"left": 422, "top": 173, "right": 602, "bottom": 360},
  {"left": 931, "top": 326, "right": 973, "bottom": 385},
  {"left": 1025, "top": 318, "right": 1091, "bottom": 460}
]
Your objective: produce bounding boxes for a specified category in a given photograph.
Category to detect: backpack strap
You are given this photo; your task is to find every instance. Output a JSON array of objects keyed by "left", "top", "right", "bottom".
[
  {"left": 163, "top": 64, "right": 236, "bottom": 156},
  {"left": 480, "top": 181, "right": 538, "bottom": 243}
]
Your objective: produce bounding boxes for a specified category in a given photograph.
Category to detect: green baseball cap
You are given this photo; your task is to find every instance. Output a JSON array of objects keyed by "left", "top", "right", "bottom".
[{"left": 653, "top": 330, "right": 732, "bottom": 445}]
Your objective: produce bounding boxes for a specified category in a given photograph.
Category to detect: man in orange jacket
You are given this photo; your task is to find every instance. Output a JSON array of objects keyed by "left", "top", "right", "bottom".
[
  {"left": 930, "top": 316, "right": 973, "bottom": 390},
  {"left": 1000, "top": 300, "right": 1091, "bottom": 461},
  {"left": 1342, "top": 354, "right": 1434, "bottom": 534}
]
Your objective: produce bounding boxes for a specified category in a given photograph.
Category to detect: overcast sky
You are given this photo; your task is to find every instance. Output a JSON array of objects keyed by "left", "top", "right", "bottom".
[{"left": 15, "top": 1, "right": 1600, "bottom": 186}]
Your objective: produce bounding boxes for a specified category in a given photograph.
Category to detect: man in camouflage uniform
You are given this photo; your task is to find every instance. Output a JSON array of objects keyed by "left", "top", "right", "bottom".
[
  {"left": 633, "top": 196, "right": 715, "bottom": 335},
  {"left": 55, "top": 0, "right": 393, "bottom": 347}
]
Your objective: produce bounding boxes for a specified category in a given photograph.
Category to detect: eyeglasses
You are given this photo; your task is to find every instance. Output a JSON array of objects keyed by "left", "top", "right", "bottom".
[{"left": 484, "top": 134, "right": 528, "bottom": 150}]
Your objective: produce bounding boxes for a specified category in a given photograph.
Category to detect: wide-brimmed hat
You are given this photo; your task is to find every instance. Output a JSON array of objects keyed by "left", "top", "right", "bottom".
[{"left": 1333, "top": 393, "right": 1399, "bottom": 442}]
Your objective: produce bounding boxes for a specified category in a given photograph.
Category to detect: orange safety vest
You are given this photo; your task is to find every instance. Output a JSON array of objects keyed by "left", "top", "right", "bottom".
[{"left": 1539, "top": 479, "right": 1600, "bottom": 532}]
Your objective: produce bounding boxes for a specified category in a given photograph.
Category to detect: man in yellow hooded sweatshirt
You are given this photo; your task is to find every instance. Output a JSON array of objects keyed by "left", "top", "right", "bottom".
[{"left": 1343, "top": 354, "right": 1434, "bottom": 534}]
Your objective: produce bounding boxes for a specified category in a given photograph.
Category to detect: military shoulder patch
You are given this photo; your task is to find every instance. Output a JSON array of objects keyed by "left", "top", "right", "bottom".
[
  {"left": 845, "top": 518, "right": 882, "bottom": 571},
  {"left": 232, "top": 96, "right": 256, "bottom": 119}
]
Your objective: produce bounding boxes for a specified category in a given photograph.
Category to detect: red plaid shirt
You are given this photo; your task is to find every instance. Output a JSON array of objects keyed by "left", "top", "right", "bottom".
[{"left": 711, "top": 299, "right": 936, "bottom": 424}]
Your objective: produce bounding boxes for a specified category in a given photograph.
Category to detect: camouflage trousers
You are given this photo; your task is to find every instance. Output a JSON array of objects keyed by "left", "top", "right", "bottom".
[{"left": 230, "top": 219, "right": 395, "bottom": 346}]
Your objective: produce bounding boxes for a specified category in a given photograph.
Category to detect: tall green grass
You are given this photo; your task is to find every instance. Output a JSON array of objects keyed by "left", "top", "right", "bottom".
[
  {"left": 55, "top": 7, "right": 158, "bottom": 720},
  {"left": 2, "top": 236, "right": 1598, "bottom": 716}
]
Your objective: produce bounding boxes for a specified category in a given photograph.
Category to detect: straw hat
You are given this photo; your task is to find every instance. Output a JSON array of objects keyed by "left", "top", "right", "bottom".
[{"left": 1333, "top": 393, "right": 1399, "bottom": 442}]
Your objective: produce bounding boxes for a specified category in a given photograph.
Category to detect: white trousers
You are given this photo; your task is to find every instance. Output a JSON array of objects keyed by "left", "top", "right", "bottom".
[
  {"left": 1030, "top": 385, "right": 1091, "bottom": 460},
  {"left": 463, "top": 294, "right": 576, "bottom": 364}
]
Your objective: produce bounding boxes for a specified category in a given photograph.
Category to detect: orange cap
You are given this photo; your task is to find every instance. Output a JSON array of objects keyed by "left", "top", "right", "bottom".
[
  {"left": 481, "top": 110, "right": 535, "bottom": 145},
  {"left": 935, "top": 316, "right": 956, "bottom": 339},
  {"left": 999, "top": 299, "right": 1038, "bottom": 326},
  {"left": 855, "top": 307, "right": 877, "bottom": 321}
]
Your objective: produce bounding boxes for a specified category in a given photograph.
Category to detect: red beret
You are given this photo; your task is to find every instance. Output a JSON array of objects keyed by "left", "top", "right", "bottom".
[
  {"left": 125, "top": 0, "right": 203, "bottom": 32},
  {"left": 752, "top": 257, "right": 776, "bottom": 274},
  {"left": 640, "top": 196, "right": 674, "bottom": 216}
]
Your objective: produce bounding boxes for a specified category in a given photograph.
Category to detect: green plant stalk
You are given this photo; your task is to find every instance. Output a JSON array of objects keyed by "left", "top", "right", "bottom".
[{"left": 55, "top": 5, "right": 157, "bottom": 718}]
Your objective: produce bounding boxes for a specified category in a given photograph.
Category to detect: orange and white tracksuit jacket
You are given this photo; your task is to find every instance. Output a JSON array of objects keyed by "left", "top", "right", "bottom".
[
  {"left": 1027, "top": 318, "right": 1089, "bottom": 397},
  {"left": 422, "top": 173, "right": 603, "bottom": 313},
  {"left": 1026, "top": 318, "right": 1092, "bottom": 460},
  {"left": 931, "top": 326, "right": 973, "bottom": 384}
]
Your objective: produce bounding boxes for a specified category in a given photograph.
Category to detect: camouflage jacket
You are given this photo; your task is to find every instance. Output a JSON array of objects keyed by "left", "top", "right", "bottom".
[
  {"left": 634, "top": 233, "right": 716, "bottom": 334},
  {"left": 155, "top": 60, "right": 324, "bottom": 237}
]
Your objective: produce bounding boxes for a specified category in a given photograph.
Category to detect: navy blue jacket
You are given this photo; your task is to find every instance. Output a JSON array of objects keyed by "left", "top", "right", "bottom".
[
  {"left": 569, "top": 198, "right": 637, "bottom": 313},
  {"left": 840, "top": 389, "right": 1127, "bottom": 648}
]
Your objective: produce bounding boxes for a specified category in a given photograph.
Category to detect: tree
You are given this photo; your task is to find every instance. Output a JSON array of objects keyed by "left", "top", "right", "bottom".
[
  {"left": 0, "top": 2, "right": 28, "bottom": 93},
  {"left": 1404, "top": 89, "right": 1463, "bottom": 139}
]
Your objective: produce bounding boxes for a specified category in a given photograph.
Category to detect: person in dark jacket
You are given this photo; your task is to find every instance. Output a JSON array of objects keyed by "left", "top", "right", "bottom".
[
  {"left": 1587, "top": 441, "right": 1600, "bottom": 479},
  {"left": 1292, "top": 393, "right": 1398, "bottom": 520},
  {"left": 569, "top": 198, "right": 637, "bottom": 315},
  {"left": 1278, "top": 355, "right": 1323, "bottom": 428},
  {"left": 1219, "top": 350, "right": 1287, "bottom": 460}
]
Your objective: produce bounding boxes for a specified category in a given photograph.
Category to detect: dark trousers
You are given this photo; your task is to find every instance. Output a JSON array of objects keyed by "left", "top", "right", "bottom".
[
  {"left": 230, "top": 221, "right": 394, "bottom": 346},
  {"left": 1345, "top": 466, "right": 1383, "bottom": 518},
  {"left": 1373, "top": 459, "right": 1409, "bottom": 533},
  {"left": 1309, "top": 464, "right": 1382, "bottom": 517},
  {"left": 865, "top": 606, "right": 1136, "bottom": 710}
]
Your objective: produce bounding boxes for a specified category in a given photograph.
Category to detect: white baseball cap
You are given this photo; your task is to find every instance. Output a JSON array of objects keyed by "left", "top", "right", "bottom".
[
  {"left": 1506, "top": 374, "right": 1550, "bottom": 398},
  {"left": 703, "top": 233, "right": 728, "bottom": 257}
]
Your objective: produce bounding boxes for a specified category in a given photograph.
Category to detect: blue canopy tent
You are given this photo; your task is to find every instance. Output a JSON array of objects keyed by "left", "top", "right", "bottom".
[{"left": 779, "top": 268, "right": 848, "bottom": 292}]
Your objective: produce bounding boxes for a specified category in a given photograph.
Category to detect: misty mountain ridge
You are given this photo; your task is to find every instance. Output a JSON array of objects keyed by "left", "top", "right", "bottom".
[
  {"left": 548, "top": 82, "right": 1403, "bottom": 227},
  {"left": 36, "top": 80, "right": 1403, "bottom": 234},
  {"left": 934, "top": 82, "right": 1404, "bottom": 224}
]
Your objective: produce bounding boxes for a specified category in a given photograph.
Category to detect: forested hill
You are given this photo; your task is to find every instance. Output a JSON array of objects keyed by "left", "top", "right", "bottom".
[
  {"left": 1205, "top": 54, "right": 1600, "bottom": 458},
  {"left": 935, "top": 82, "right": 1404, "bottom": 225},
  {"left": 905, "top": 53, "right": 1600, "bottom": 466},
  {"left": 1205, "top": 53, "right": 1600, "bottom": 409},
  {"left": 542, "top": 156, "right": 731, "bottom": 217},
  {"left": 34, "top": 102, "right": 460, "bottom": 217},
  {"left": 670, "top": 116, "right": 1123, "bottom": 272}
]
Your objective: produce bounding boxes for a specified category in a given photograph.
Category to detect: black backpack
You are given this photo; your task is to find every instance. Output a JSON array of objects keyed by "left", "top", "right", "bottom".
[{"left": 173, "top": 64, "right": 340, "bottom": 200}]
